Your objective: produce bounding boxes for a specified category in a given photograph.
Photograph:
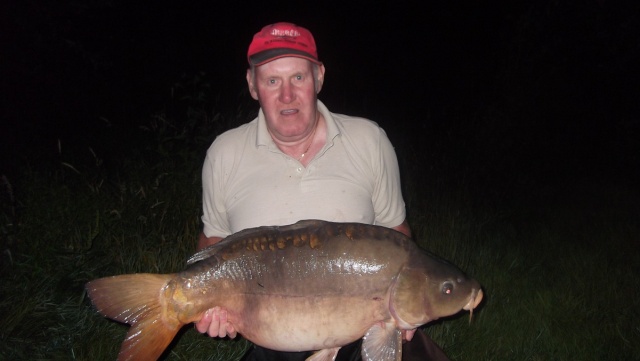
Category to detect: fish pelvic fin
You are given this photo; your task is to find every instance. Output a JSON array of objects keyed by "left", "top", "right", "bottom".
[
  {"left": 361, "top": 322, "right": 402, "bottom": 361},
  {"left": 86, "top": 273, "right": 181, "bottom": 361},
  {"left": 306, "top": 347, "right": 340, "bottom": 361}
]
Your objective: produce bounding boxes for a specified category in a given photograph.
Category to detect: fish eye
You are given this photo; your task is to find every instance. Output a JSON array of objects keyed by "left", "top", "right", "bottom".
[{"left": 442, "top": 281, "right": 454, "bottom": 295}]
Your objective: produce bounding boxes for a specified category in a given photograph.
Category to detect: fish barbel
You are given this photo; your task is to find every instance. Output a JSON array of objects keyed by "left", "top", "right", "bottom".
[{"left": 86, "top": 220, "right": 483, "bottom": 361}]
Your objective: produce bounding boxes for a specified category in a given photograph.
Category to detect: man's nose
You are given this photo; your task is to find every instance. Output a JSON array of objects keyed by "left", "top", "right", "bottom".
[{"left": 279, "top": 82, "right": 294, "bottom": 103}]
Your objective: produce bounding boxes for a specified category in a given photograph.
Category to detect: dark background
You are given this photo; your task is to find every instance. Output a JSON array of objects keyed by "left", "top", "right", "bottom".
[{"left": 2, "top": 0, "right": 639, "bottom": 183}]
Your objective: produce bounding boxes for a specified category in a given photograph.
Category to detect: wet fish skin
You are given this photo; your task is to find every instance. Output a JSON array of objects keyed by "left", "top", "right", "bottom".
[{"left": 86, "top": 220, "right": 483, "bottom": 361}]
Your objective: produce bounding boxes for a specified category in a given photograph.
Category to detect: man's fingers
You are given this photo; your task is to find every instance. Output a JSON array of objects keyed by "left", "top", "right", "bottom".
[
  {"left": 215, "top": 308, "right": 228, "bottom": 338},
  {"left": 226, "top": 323, "right": 237, "bottom": 339},
  {"left": 403, "top": 328, "right": 417, "bottom": 342},
  {"left": 217, "top": 308, "right": 238, "bottom": 339},
  {"left": 208, "top": 307, "right": 224, "bottom": 337},
  {"left": 194, "top": 308, "right": 213, "bottom": 333},
  {"left": 194, "top": 306, "right": 237, "bottom": 339}
]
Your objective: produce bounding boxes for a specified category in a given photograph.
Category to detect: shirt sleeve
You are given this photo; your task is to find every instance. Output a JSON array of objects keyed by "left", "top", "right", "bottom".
[
  {"left": 371, "top": 128, "right": 407, "bottom": 228},
  {"left": 201, "top": 144, "right": 233, "bottom": 238}
]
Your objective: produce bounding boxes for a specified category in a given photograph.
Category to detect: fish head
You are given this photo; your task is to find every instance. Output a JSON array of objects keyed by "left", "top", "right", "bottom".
[{"left": 389, "top": 253, "right": 483, "bottom": 329}]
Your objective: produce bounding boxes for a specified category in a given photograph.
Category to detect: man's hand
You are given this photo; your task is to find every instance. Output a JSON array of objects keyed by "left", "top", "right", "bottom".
[
  {"left": 194, "top": 307, "right": 237, "bottom": 339},
  {"left": 402, "top": 328, "right": 417, "bottom": 342}
]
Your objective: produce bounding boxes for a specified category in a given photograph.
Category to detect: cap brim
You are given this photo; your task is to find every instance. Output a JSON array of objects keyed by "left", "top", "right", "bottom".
[{"left": 249, "top": 48, "right": 321, "bottom": 66}]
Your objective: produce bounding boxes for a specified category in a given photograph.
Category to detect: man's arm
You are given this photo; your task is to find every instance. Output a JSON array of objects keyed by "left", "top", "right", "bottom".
[
  {"left": 392, "top": 219, "right": 411, "bottom": 238},
  {"left": 197, "top": 232, "right": 223, "bottom": 251}
]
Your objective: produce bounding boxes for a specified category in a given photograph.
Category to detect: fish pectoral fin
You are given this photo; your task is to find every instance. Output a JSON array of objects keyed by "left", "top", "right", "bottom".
[
  {"left": 306, "top": 347, "right": 340, "bottom": 361},
  {"left": 361, "top": 323, "right": 402, "bottom": 361}
]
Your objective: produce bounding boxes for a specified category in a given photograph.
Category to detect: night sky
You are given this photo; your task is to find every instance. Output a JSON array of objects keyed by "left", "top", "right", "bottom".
[{"left": 2, "top": 1, "right": 639, "bottom": 183}]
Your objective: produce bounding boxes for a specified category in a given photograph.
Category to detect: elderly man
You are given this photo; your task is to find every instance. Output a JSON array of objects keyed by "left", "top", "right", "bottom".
[{"left": 195, "top": 22, "right": 448, "bottom": 361}]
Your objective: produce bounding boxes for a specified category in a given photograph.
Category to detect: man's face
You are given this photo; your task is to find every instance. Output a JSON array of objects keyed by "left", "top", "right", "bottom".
[{"left": 247, "top": 57, "right": 325, "bottom": 143}]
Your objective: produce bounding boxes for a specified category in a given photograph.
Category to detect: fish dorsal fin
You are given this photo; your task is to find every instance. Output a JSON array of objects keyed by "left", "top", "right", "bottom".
[
  {"left": 186, "top": 240, "right": 228, "bottom": 265},
  {"left": 306, "top": 347, "right": 340, "bottom": 361},
  {"left": 186, "top": 226, "right": 278, "bottom": 265},
  {"left": 186, "top": 220, "right": 326, "bottom": 265},
  {"left": 361, "top": 322, "right": 402, "bottom": 361}
]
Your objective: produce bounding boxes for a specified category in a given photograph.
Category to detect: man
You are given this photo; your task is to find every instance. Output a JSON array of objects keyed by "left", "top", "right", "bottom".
[{"left": 195, "top": 22, "right": 448, "bottom": 361}]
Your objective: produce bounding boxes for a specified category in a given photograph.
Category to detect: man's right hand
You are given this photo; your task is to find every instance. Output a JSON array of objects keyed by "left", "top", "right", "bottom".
[{"left": 194, "top": 307, "right": 237, "bottom": 339}]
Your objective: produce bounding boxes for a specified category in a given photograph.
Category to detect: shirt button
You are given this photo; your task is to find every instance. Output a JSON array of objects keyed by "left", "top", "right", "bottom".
[{"left": 297, "top": 167, "right": 302, "bottom": 173}]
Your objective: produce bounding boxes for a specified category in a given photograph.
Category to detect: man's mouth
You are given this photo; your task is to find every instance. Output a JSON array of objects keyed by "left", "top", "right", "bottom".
[{"left": 281, "top": 109, "right": 299, "bottom": 115}]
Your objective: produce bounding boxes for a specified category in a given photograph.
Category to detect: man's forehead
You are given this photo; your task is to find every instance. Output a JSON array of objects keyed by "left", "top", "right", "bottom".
[{"left": 255, "top": 57, "right": 315, "bottom": 75}]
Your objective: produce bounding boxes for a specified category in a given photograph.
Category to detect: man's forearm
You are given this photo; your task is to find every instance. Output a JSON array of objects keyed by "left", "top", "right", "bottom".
[{"left": 197, "top": 232, "right": 223, "bottom": 251}]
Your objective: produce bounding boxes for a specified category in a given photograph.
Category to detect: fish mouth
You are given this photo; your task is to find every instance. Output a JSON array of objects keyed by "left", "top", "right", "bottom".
[{"left": 463, "top": 288, "right": 483, "bottom": 313}]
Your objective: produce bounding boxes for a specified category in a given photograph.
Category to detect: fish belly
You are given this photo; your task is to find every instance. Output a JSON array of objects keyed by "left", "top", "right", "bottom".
[{"left": 233, "top": 293, "right": 390, "bottom": 352}]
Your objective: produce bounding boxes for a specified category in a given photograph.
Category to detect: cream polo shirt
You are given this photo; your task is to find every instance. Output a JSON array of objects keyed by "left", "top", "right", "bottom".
[{"left": 201, "top": 100, "right": 406, "bottom": 238}]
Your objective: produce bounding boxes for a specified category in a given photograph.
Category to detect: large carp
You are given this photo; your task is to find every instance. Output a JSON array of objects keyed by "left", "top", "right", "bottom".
[{"left": 86, "top": 220, "right": 483, "bottom": 361}]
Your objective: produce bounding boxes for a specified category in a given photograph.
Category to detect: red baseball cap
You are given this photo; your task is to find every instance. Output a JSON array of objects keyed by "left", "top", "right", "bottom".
[{"left": 247, "top": 22, "right": 321, "bottom": 66}]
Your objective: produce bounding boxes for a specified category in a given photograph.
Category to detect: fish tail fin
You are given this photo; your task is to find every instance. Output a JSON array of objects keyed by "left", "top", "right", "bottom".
[{"left": 86, "top": 273, "right": 181, "bottom": 361}]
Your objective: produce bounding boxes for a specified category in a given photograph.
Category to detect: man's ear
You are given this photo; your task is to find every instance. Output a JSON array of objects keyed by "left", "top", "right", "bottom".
[
  {"left": 315, "top": 64, "right": 326, "bottom": 94},
  {"left": 246, "top": 68, "right": 259, "bottom": 100}
]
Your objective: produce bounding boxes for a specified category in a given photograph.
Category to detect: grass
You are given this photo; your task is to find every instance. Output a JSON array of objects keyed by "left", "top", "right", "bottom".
[{"left": 1, "top": 97, "right": 638, "bottom": 360}]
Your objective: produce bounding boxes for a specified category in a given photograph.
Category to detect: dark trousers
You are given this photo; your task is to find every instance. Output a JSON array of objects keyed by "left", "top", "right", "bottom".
[{"left": 240, "top": 330, "right": 449, "bottom": 361}]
